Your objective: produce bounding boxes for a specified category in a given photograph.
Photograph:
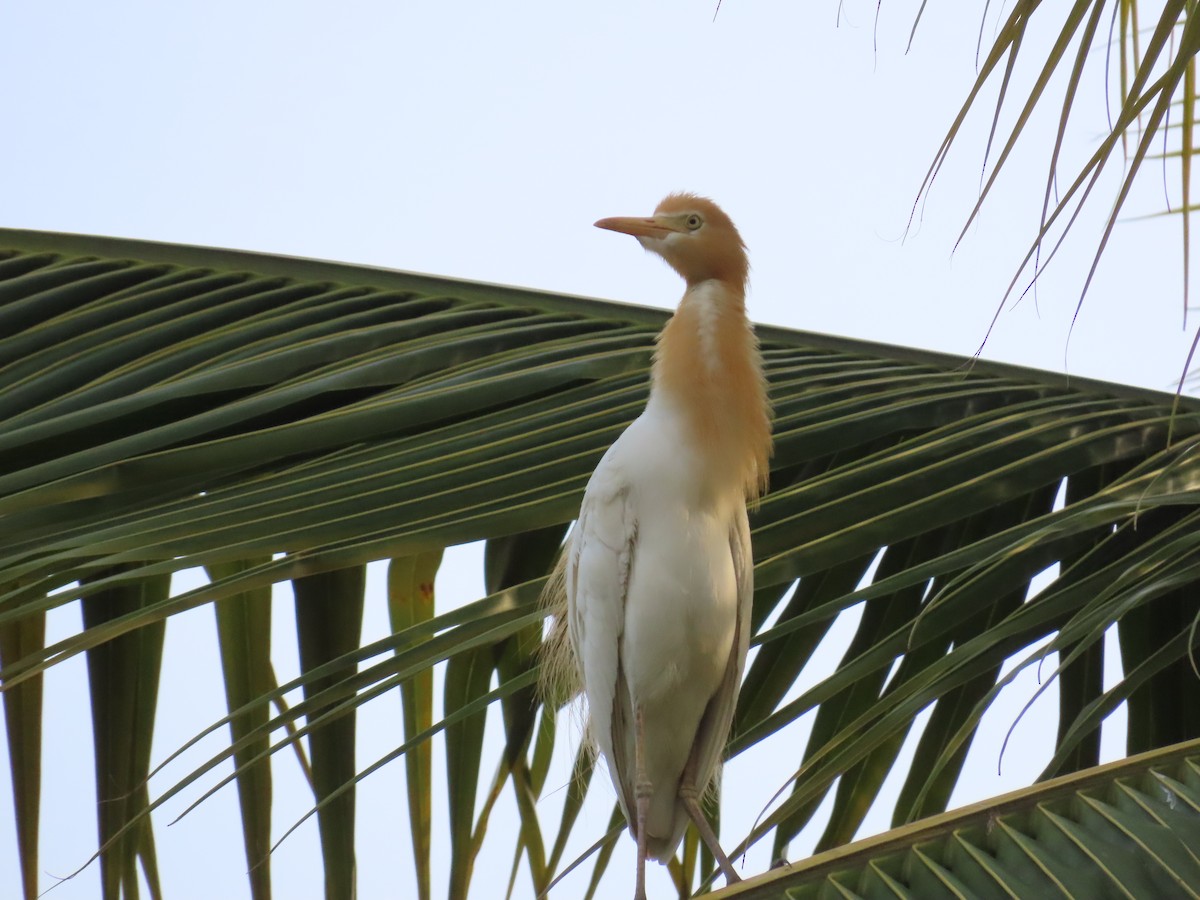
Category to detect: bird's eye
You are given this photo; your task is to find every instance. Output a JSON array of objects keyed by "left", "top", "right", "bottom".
[{"left": 685, "top": 214, "right": 703, "bottom": 230}]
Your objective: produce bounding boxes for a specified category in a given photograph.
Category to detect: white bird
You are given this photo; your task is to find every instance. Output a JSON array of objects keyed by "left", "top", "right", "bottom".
[{"left": 546, "top": 193, "right": 771, "bottom": 898}]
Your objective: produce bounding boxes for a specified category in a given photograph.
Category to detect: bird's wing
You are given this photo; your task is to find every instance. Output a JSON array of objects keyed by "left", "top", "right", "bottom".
[
  {"left": 565, "top": 475, "right": 638, "bottom": 822},
  {"left": 686, "top": 503, "right": 754, "bottom": 796}
]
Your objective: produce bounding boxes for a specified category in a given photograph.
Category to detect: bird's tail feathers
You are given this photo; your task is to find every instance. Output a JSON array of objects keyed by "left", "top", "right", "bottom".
[
  {"left": 537, "top": 550, "right": 582, "bottom": 711},
  {"left": 536, "top": 550, "right": 597, "bottom": 795}
]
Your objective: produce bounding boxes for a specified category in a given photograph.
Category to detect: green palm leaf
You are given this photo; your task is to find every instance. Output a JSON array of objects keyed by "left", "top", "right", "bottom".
[
  {"left": 911, "top": 2, "right": 1200, "bottom": 361},
  {"left": 2, "top": 229, "right": 1200, "bottom": 898},
  {"left": 717, "top": 737, "right": 1200, "bottom": 899}
]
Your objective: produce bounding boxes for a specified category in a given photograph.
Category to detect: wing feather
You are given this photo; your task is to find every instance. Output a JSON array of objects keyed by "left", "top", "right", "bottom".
[
  {"left": 685, "top": 504, "right": 754, "bottom": 799},
  {"left": 566, "top": 479, "right": 639, "bottom": 825}
]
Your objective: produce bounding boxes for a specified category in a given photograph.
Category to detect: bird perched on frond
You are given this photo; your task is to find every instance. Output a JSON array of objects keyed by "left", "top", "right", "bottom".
[{"left": 540, "top": 193, "right": 771, "bottom": 899}]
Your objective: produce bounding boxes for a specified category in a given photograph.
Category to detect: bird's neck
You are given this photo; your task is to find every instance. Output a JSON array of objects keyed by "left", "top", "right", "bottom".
[{"left": 650, "top": 279, "right": 772, "bottom": 501}]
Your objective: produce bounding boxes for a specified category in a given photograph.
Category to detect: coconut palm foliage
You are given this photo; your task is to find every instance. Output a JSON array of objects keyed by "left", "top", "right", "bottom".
[
  {"left": 914, "top": 1, "right": 1200, "bottom": 360},
  {"left": 1, "top": 230, "right": 1200, "bottom": 900},
  {"left": 721, "top": 736, "right": 1200, "bottom": 899}
]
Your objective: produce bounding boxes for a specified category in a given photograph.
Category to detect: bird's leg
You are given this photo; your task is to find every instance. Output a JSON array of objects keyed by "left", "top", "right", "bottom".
[
  {"left": 634, "top": 706, "right": 651, "bottom": 900},
  {"left": 680, "top": 792, "right": 740, "bottom": 886},
  {"left": 678, "top": 758, "right": 741, "bottom": 886}
]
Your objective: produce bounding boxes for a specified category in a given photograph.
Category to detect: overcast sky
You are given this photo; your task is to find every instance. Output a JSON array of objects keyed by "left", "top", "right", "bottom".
[{"left": 0, "top": 2, "right": 1185, "bottom": 898}]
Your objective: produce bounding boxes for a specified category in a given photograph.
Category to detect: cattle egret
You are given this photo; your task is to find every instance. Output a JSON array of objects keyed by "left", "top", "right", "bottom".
[{"left": 545, "top": 193, "right": 771, "bottom": 898}]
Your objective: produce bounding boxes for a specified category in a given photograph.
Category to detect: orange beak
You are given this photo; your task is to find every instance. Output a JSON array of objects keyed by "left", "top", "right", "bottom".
[{"left": 594, "top": 215, "right": 674, "bottom": 238}]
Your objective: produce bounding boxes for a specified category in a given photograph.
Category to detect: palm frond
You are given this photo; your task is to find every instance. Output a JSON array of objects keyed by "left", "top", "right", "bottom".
[
  {"left": 717, "top": 736, "right": 1200, "bottom": 899},
  {"left": 909, "top": 1, "right": 1200, "bottom": 355},
  {"left": 2, "top": 230, "right": 1200, "bottom": 897}
]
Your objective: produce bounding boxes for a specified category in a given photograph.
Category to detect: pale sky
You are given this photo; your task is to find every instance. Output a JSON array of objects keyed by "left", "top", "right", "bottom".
[{"left": 0, "top": 2, "right": 1185, "bottom": 898}]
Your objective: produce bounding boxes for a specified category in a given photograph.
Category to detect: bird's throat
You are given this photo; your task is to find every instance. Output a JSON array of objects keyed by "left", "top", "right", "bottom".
[{"left": 651, "top": 281, "right": 772, "bottom": 500}]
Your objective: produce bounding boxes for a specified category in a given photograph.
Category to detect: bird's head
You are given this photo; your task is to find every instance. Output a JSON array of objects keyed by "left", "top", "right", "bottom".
[{"left": 595, "top": 193, "right": 748, "bottom": 290}]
